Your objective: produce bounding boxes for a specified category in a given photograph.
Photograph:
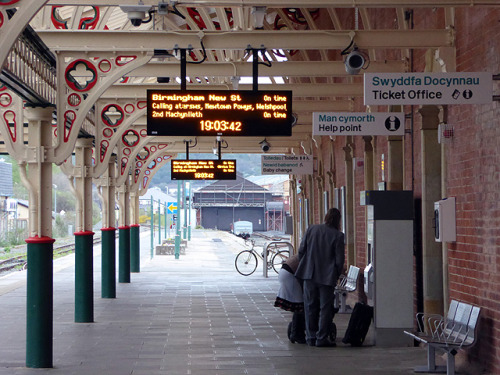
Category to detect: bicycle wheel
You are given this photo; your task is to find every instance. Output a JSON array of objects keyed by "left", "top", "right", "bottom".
[
  {"left": 272, "top": 250, "right": 290, "bottom": 273},
  {"left": 235, "top": 250, "right": 258, "bottom": 276}
]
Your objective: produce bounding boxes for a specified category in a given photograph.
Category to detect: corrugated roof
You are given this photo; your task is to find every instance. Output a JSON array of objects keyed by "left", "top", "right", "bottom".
[
  {"left": 197, "top": 173, "right": 268, "bottom": 193},
  {"left": 246, "top": 175, "right": 289, "bottom": 186},
  {"left": 140, "top": 186, "right": 176, "bottom": 203}
]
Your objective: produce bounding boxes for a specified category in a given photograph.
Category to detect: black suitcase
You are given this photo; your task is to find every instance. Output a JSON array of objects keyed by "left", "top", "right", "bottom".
[{"left": 342, "top": 302, "right": 373, "bottom": 346}]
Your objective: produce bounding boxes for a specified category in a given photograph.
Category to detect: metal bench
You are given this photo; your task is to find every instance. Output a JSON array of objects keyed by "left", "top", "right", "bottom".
[
  {"left": 404, "top": 300, "right": 481, "bottom": 375},
  {"left": 334, "top": 265, "right": 360, "bottom": 313}
]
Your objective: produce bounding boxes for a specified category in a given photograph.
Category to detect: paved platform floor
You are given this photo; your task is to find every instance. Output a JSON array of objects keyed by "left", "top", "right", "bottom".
[{"left": 0, "top": 229, "right": 433, "bottom": 375}]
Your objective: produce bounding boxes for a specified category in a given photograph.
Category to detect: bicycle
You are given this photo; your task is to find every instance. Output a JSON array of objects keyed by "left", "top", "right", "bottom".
[{"left": 235, "top": 238, "right": 290, "bottom": 276}]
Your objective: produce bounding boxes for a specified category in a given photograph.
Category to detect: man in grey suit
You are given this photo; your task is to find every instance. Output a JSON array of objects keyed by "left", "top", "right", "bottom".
[{"left": 295, "top": 208, "right": 345, "bottom": 347}]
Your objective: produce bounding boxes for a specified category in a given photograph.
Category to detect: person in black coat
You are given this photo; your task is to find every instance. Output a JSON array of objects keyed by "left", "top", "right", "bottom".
[{"left": 295, "top": 208, "right": 345, "bottom": 347}]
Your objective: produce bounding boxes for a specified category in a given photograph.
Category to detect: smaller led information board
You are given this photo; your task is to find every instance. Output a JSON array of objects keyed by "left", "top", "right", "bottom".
[
  {"left": 171, "top": 159, "right": 236, "bottom": 180},
  {"left": 147, "top": 90, "right": 292, "bottom": 136}
]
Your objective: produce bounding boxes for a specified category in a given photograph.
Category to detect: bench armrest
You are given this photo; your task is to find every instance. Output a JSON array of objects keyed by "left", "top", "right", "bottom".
[
  {"left": 416, "top": 313, "right": 445, "bottom": 338},
  {"left": 438, "top": 321, "right": 469, "bottom": 346},
  {"left": 337, "top": 274, "right": 348, "bottom": 288}
]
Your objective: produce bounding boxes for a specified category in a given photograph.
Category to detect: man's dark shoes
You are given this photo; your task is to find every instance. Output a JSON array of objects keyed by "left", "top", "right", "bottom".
[
  {"left": 306, "top": 339, "right": 316, "bottom": 346},
  {"left": 290, "top": 335, "right": 307, "bottom": 344},
  {"left": 315, "top": 338, "right": 337, "bottom": 347}
]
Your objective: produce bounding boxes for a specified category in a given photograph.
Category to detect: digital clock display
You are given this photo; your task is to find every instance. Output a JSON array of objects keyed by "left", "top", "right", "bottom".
[
  {"left": 147, "top": 90, "right": 292, "bottom": 136},
  {"left": 171, "top": 159, "right": 237, "bottom": 180}
]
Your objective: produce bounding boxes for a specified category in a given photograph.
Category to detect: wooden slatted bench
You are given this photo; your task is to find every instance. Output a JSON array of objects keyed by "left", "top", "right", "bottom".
[
  {"left": 334, "top": 265, "right": 360, "bottom": 313},
  {"left": 404, "top": 300, "right": 481, "bottom": 375}
]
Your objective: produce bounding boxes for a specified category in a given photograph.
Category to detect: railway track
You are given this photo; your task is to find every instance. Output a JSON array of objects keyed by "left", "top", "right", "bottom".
[{"left": 0, "top": 237, "right": 103, "bottom": 276}]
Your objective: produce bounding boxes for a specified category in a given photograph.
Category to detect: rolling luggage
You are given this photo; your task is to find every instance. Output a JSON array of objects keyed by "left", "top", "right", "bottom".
[{"left": 342, "top": 302, "right": 373, "bottom": 346}]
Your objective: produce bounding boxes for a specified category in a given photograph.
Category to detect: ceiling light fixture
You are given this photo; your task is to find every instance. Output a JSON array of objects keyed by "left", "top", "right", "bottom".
[
  {"left": 251, "top": 7, "right": 266, "bottom": 30},
  {"left": 230, "top": 76, "right": 240, "bottom": 90}
]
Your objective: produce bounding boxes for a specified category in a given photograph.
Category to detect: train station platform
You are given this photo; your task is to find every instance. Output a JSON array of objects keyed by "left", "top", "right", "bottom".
[{"left": 0, "top": 229, "right": 430, "bottom": 375}]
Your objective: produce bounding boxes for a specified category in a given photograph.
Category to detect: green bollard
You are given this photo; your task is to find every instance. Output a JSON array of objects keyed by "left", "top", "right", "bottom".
[
  {"left": 101, "top": 227, "right": 116, "bottom": 298},
  {"left": 26, "top": 236, "right": 55, "bottom": 368},
  {"left": 75, "top": 231, "right": 94, "bottom": 323},
  {"left": 118, "top": 226, "right": 131, "bottom": 283},
  {"left": 130, "top": 224, "right": 140, "bottom": 273}
]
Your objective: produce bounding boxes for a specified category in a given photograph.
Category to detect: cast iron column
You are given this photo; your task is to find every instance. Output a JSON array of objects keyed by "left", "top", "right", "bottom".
[
  {"left": 73, "top": 137, "right": 94, "bottom": 323},
  {"left": 118, "top": 177, "right": 131, "bottom": 282},
  {"left": 74, "top": 231, "right": 94, "bottom": 322},
  {"left": 100, "top": 156, "right": 116, "bottom": 298},
  {"left": 24, "top": 106, "right": 55, "bottom": 368},
  {"left": 130, "top": 192, "right": 140, "bottom": 273}
]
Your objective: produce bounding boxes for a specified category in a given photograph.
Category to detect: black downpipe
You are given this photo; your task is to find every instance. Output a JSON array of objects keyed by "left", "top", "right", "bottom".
[
  {"left": 406, "top": 10, "right": 424, "bottom": 332},
  {"left": 180, "top": 49, "right": 187, "bottom": 91},
  {"left": 252, "top": 49, "right": 259, "bottom": 92},
  {"left": 414, "top": 198, "right": 424, "bottom": 334}
]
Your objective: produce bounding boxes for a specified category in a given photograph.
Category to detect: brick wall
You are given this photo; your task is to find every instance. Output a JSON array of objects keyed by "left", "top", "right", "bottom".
[
  {"left": 445, "top": 8, "right": 500, "bottom": 373},
  {"left": 313, "top": 7, "right": 499, "bottom": 372},
  {"left": 306, "top": 7, "right": 498, "bottom": 371}
]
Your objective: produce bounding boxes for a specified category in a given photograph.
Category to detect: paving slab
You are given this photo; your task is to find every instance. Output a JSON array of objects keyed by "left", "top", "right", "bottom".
[{"left": 0, "top": 229, "right": 430, "bottom": 374}]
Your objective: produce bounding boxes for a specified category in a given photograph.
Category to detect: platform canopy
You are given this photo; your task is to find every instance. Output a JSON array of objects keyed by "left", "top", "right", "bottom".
[{"left": 0, "top": 1, "right": 466, "bottom": 157}]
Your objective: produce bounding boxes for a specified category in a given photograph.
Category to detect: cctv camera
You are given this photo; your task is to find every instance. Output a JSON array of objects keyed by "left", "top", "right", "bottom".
[
  {"left": 119, "top": 5, "right": 153, "bottom": 27},
  {"left": 260, "top": 140, "right": 270, "bottom": 152},
  {"left": 129, "top": 14, "right": 145, "bottom": 26},
  {"left": 344, "top": 49, "right": 366, "bottom": 75}
]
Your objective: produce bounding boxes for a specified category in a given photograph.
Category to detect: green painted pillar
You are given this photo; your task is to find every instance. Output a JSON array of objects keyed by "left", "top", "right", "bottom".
[
  {"left": 188, "top": 182, "right": 192, "bottom": 241},
  {"left": 158, "top": 200, "right": 162, "bottom": 245},
  {"left": 74, "top": 231, "right": 94, "bottom": 323},
  {"left": 26, "top": 236, "right": 55, "bottom": 368},
  {"left": 167, "top": 206, "right": 171, "bottom": 240},
  {"left": 119, "top": 226, "right": 131, "bottom": 283},
  {"left": 175, "top": 181, "right": 181, "bottom": 259},
  {"left": 183, "top": 181, "right": 187, "bottom": 239},
  {"left": 101, "top": 227, "right": 116, "bottom": 298},
  {"left": 130, "top": 224, "right": 140, "bottom": 273},
  {"left": 150, "top": 196, "right": 154, "bottom": 258},
  {"left": 164, "top": 205, "right": 167, "bottom": 239}
]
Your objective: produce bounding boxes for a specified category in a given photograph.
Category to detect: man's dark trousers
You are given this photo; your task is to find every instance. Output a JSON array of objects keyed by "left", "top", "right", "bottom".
[{"left": 303, "top": 279, "right": 335, "bottom": 343}]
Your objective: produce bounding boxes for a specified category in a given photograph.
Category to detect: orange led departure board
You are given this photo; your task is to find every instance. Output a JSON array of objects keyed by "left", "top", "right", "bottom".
[
  {"left": 171, "top": 159, "right": 237, "bottom": 180},
  {"left": 147, "top": 90, "right": 292, "bottom": 136}
]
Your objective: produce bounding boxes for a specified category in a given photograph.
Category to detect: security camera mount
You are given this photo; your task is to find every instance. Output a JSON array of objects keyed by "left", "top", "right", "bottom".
[
  {"left": 341, "top": 39, "right": 369, "bottom": 75},
  {"left": 158, "top": 1, "right": 169, "bottom": 15},
  {"left": 259, "top": 139, "right": 270, "bottom": 152},
  {"left": 119, "top": 4, "right": 153, "bottom": 27}
]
